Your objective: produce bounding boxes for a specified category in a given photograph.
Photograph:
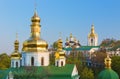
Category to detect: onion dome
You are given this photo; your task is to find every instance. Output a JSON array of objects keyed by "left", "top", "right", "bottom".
[
  {"left": 57, "top": 38, "right": 63, "bottom": 51},
  {"left": 22, "top": 39, "right": 48, "bottom": 52},
  {"left": 55, "top": 38, "right": 65, "bottom": 59},
  {"left": 88, "top": 24, "right": 98, "bottom": 38},
  {"left": 11, "top": 37, "right": 21, "bottom": 60},
  {"left": 98, "top": 55, "right": 119, "bottom": 79},
  {"left": 31, "top": 11, "right": 40, "bottom": 22},
  {"left": 22, "top": 11, "right": 48, "bottom": 52}
]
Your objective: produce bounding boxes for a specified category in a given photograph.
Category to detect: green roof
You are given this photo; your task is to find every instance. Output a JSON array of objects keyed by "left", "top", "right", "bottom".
[
  {"left": 0, "top": 64, "right": 79, "bottom": 79},
  {"left": 0, "top": 68, "right": 12, "bottom": 79},
  {"left": 98, "top": 69, "right": 119, "bottom": 79},
  {"left": 64, "top": 46, "right": 100, "bottom": 51}
]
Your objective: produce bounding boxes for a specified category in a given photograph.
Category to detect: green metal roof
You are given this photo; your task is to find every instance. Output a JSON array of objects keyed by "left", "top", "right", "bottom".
[
  {"left": 0, "top": 64, "right": 79, "bottom": 79},
  {"left": 64, "top": 46, "right": 100, "bottom": 51},
  {"left": 0, "top": 68, "right": 12, "bottom": 79},
  {"left": 98, "top": 69, "right": 119, "bottom": 79}
]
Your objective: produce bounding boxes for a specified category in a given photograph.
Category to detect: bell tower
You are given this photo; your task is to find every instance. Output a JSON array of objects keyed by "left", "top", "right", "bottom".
[{"left": 88, "top": 24, "right": 98, "bottom": 46}]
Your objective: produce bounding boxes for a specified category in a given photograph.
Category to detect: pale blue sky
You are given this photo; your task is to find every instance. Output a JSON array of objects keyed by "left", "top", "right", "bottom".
[{"left": 0, "top": 0, "right": 120, "bottom": 54}]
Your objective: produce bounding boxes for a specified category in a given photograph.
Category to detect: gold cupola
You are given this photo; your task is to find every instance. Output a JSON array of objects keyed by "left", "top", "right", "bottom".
[
  {"left": 11, "top": 34, "right": 21, "bottom": 59},
  {"left": 104, "top": 54, "right": 112, "bottom": 69},
  {"left": 88, "top": 24, "right": 97, "bottom": 38},
  {"left": 22, "top": 10, "right": 48, "bottom": 52},
  {"left": 55, "top": 38, "right": 65, "bottom": 59}
]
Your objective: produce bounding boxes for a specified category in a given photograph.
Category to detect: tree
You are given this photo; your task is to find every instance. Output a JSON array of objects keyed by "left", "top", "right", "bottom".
[
  {"left": 52, "top": 41, "right": 58, "bottom": 50},
  {"left": 112, "top": 56, "right": 120, "bottom": 77},
  {"left": 91, "top": 52, "right": 106, "bottom": 66},
  {"left": 100, "top": 38, "right": 116, "bottom": 47},
  {"left": 0, "top": 53, "right": 10, "bottom": 69},
  {"left": 80, "top": 67, "right": 94, "bottom": 79}
]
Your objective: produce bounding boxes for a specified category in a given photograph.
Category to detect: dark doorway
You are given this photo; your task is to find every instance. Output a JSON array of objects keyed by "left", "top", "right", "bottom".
[
  {"left": 57, "top": 61, "right": 59, "bottom": 67},
  {"left": 16, "top": 62, "right": 18, "bottom": 67},
  {"left": 61, "top": 61, "right": 63, "bottom": 66},
  {"left": 41, "top": 57, "right": 44, "bottom": 66},
  {"left": 31, "top": 57, "right": 34, "bottom": 66}
]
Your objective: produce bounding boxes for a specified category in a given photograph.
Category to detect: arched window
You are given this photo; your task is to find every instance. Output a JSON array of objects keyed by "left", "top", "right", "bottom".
[
  {"left": 57, "top": 61, "right": 59, "bottom": 67},
  {"left": 16, "top": 62, "right": 18, "bottom": 67},
  {"left": 24, "top": 57, "right": 26, "bottom": 66},
  {"left": 41, "top": 57, "right": 44, "bottom": 66},
  {"left": 61, "top": 61, "right": 63, "bottom": 66},
  {"left": 31, "top": 57, "right": 34, "bottom": 66},
  {"left": 12, "top": 62, "right": 14, "bottom": 67},
  {"left": 91, "top": 39, "right": 93, "bottom": 43}
]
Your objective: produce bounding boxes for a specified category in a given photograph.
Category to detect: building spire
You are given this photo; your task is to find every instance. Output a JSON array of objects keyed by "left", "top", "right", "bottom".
[
  {"left": 70, "top": 33, "right": 73, "bottom": 38},
  {"left": 104, "top": 54, "right": 111, "bottom": 69},
  {"left": 31, "top": 0, "right": 41, "bottom": 40},
  {"left": 59, "top": 32, "right": 62, "bottom": 39},
  {"left": 14, "top": 33, "right": 19, "bottom": 52},
  {"left": 91, "top": 24, "right": 95, "bottom": 34},
  {"left": 34, "top": 0, "right": 38, "bottom": 17},
  {"left": 16, "top": 33, "right": 18, "bottom": 40}
]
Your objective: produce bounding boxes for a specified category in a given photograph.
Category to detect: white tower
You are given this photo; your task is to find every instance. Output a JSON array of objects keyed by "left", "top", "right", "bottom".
[
  {"left": 11, "top": 34, "right": 21, "bottom": 68},
  {"left": 21, "top": 10, "right": 49, "bottom": 67},
  {"left": 88, "top": 24, "right": 98, "bottom": 46},
  {"left": 55, "top": 38, "right": 66, "bottom": 67}
]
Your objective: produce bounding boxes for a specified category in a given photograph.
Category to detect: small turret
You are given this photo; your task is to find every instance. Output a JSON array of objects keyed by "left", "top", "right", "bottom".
[
  {"left": 11, "top": 33, "right": 21, "bottom": 68},
  {"left": 55, "top": 38, "right": 66, "bottom": 67}
]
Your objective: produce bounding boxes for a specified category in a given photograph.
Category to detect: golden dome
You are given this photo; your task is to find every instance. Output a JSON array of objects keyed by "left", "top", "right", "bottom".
[
  {"left": 11, "top": 38, "right": 21, "bottom": 59},
  {"left": 88, "top": 33, "right": 97, "bottom": 38},
  {"left": 11, "top": 52, "right": 21, "bottom": 59},
  {"left": 14, "top": 40, "right": 19, "bottom": 44},
  {"left": 57, "top": 38, "right": 63, "bottom": 51},
  {"left": 22, "top": 38, "right": 48, "bottom": 52},
  {"left": 31, "top": 11, "right": 40, "bottom": 22},
  {"left": 88, "top": 24, "right": 97, "bottom": 38},
  {"left": 104, "top": 55, "right": 112, "bottom": 69},
  {"left": 22, "top": 10, "right": 48, "bottom": 52},
  {"left": 55, "top": 38, "right": 65, "bottom": 59}
]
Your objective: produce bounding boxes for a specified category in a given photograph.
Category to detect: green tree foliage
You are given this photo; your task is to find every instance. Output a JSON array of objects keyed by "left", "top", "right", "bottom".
[
  {"left": 100, "top": 38, "right": 116, "bottom": 47},
  {"left": 0, "top": 53, "right": 10, "bottom": 69},
  {"left": 66, "top": 51, "right": 86, "bottom": 76},
  {"left": 50, "top": 52, "right": 55, "bottom": 65},
  {"left": 111, "top": 56, "right": 120, "bottom": 77},
  {"left": 91, "top": 52, "right": 106, "bottom": 65},
  {"left": 91, "top": 52, "right": 106, "bottom": 78},
  {"left": 52, "top": 41, "right": 58, "bottom": 50},
  {"left": 80, "top": 67, "right": 94, "bottom": 79}
]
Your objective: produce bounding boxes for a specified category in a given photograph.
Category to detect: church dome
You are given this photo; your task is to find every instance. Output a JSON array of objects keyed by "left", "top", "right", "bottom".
[
  {"left": 31, "top": 11, "right": 40, "bottom": 22},
  {"left": 98, "top": 69, "right": 119, "bottom": 79},
  {"left": 22, "top": 10, "right": 48, "bottom": 52},
  {"left": 88, "top": 24, "right": 97, "bottom": 38},
  {"left": 22, "top": 38, "right": 48, "bottom": 52},
  {"left": 98, "top": 55, "right": 119, "bottom": 79},
  {"left": 11, "top": 52, "right": 21, "bottom": 59},
  {"left": 11, "top": 38, "right": 21, "bottom": 59}
]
